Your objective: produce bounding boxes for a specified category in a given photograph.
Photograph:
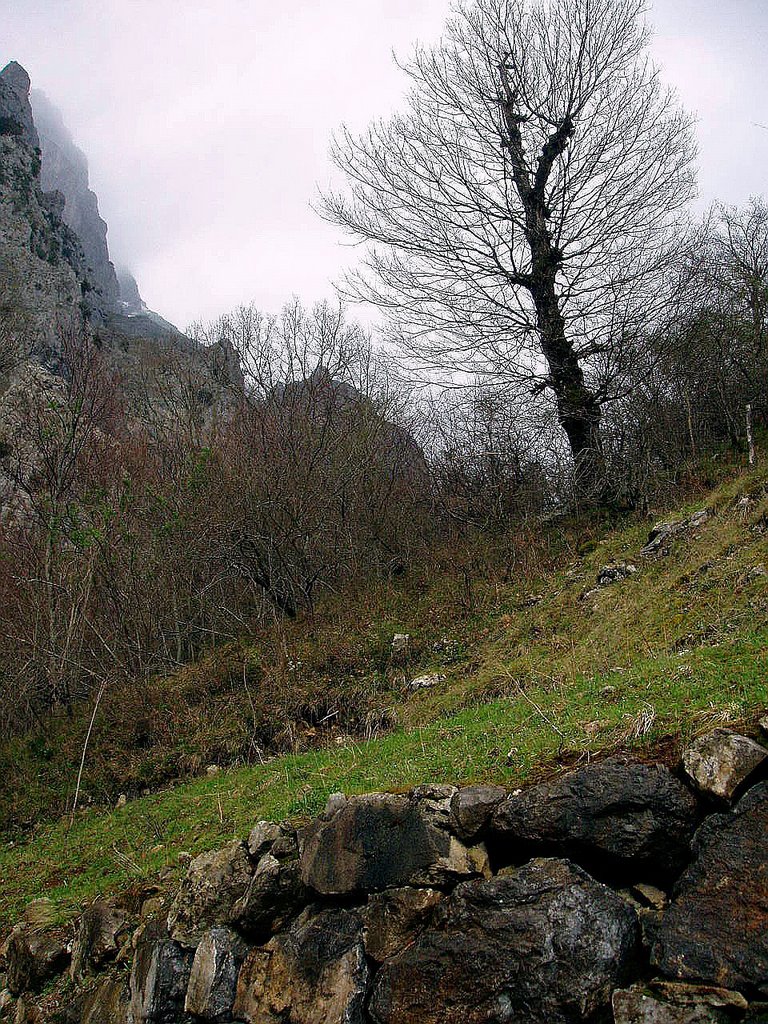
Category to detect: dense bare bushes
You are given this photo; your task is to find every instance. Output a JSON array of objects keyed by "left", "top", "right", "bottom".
[{"left": 0, "top": 245, "right": 766, "bottom": 738}]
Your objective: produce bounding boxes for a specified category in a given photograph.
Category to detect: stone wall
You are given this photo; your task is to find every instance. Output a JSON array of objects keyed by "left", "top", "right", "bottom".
[{"left": 1, "top": 726, "right": 767, "bottom": 1023}]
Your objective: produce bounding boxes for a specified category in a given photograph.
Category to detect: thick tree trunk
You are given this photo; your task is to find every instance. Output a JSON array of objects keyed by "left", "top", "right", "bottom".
[
  {"left": 530, "top": 275, "right": 606, "bottom": 502},
  {"left": 499, "top": 83, "right": 607, "bottom": 504}
]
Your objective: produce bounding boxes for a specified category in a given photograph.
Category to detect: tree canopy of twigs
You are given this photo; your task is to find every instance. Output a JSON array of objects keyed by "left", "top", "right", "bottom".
[{"left": 321, "top": 0, "right": 697, "bottom": 501}]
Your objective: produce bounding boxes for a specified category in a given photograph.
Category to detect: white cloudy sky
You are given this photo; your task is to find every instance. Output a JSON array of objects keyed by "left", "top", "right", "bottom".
[{"left": 3, "top": 0, "right": 768, "bottom": 328}]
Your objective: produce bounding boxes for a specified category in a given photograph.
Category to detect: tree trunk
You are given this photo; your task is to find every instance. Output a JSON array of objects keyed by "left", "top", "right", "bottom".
[
  {"left": 746, "top": 402, "right": 756, "bottom": 466},
  {"left": 526, "top": 210, "right": 606, "bottom": 503},
  {"left": 499, "top": 85, "right": 606, "bottom": 504}
]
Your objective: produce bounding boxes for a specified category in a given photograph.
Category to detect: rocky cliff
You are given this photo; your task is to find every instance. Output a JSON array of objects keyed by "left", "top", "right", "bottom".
[
  {"left": 1, "top": 727, "right": 766, "bottom": 1023},
  {"left": 0, "top": 61, "right": 96, "bottom": 354},
  {"left": 0, "top": 60, "right": 243, "bottom": 521},
  {"left": 30, "top": 87, "right": 121, "bottom": 315}
]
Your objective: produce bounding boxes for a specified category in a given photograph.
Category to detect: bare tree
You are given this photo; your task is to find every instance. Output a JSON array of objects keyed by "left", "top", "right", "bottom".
[
  {"left": 322, "top": 0, "right": 697, "bottom": 501},
  {"left": 705, "top": 198, "right": 768, "bottom": 462}
]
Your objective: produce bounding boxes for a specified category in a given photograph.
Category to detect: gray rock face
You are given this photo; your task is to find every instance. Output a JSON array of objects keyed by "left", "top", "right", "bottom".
[
  {"left": 653, "top": 781, "right": 768, "bottom": 996},
  {"left": 232, "top": 853, "right": 308, "bottom": 939},
  {"left": 70, "top": 898, "right": 130, "bottom": 979},
  {"left": 300, "top": 793, "right": 489, "bottom": 895},
  {"left": 81, "top": 973, "right": 134, "bottom": 1024},
  {"left": 5, "top": 923, "right": 70, "bottom": 995},
  {"left": 449, "top": 784, "right": 506, "bottom": 840},
  {"left": 130, "top": 920, "right": 193, "bottom": 1024},
  {"left": 613, "top": 983, "right": 748, "bottom": 1023},
  {"left": 682, "top": 730, "right": 768, "bottom": 802},
  {"left": 0, "top": 62, "right": 38, "bottom": 147},
  {"left": 31, "top": 88, "right": 120, "bottom": 313},
  {"left": 491, "top": 759, "right": 700, "bottom": 882},
  {"left": 167, "top": 841, "right": 253, "bottom": 947},
  {"left": 246, "top": 821, "right": 282, "bottom": 860},
  {"left": 361, "top": 887, "right": 442, "bottom": 962},
  {"left": 368, "top": 858, "right": 640, "bottom": 1024},
  {"left": 233, "top": 907, "right": 369, "bottom": 1024},
  {"left": 115, "top": 264, "right": 146, "bottom": 314},
  {"left": 184, "top": 927, "right": 248, "bottom": 1022}
]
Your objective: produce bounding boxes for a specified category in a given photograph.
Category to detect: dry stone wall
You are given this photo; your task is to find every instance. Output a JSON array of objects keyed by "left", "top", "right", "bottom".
[{"left": 1, "top": 727, "right": 767, "bottom": 1023}]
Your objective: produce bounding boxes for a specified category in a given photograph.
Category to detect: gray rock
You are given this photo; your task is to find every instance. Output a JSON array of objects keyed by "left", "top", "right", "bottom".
[
  {"left": 81, "top": 973, "right": 133, "bottom": 1024},
  {"left": 130, "top": 920, "right": 193, "bottom": 1024},
  {"left": 167, "top": 841, "right": 253, "bottom": 947},
  {"left": 368, "top": 858, "right": 640, "bottom": 1024},
  {"left": 5, "top": 924, "right": 69, "bottom": 995},
  {"left": 322, "top": 793, "right": 348, "bottom": 818},
  {"left": 682, "top": 729, "right": 768, "bottom": 802},
  {"left": 612, "top": 983, "right": 747, "bottom": 1023},
  {"left": 450, "top": 784, "right": 506, "bottom": 840},
  {"left": 246, "top": 821, "right": 281, "bottom": 860},
  {"left": 232, "top": 853, "right": 309, "bottom": 939},
  {"left": 300, "top": 793, "right": 488, "bottom": 895},
  {"left": 391, "top": 634, "right": 410, "bottom": 657},
  {"left": 361, "top": 888, "right": 442, "bottom": 962},
  {"left": 407, "top": 673, "right": 444, "bottom": 691},
  {"left": 491, "top": 759, "right": 700, "bottom": 882},
  {"left": 184, "top": 927, "right": 248, "bottom": 1022},
  {"left": 233, "top": 907, "right": 368, "bottom": 1024},
  {"left": 596, "top": 562, "right": 637, "bottom": 585},
  {"left": 0, "top": 63, "right": 39, "bottom": 147},
  {"left": 31, "top": 88, "right": 120, "bottom": 314},
  {"left": 70, "top": 898, "right": 130, "bottom": 979},
  {"left": 641, "top": 511, "right": 711, "bottom": 557},
  {"left": 653, "top": 781, "right": 768, "bottom": 996}
]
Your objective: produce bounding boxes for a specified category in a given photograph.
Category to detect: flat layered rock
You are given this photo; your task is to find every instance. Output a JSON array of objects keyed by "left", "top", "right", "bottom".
[
  {"left": 613, "top": 982, "right": 748, "bottom": 1023},
  {"left": 368, "top": 858, "right": 640, "bottom": 1024},
  {"left": 653, "top": 781, "right": 768, "bottom": 996}
]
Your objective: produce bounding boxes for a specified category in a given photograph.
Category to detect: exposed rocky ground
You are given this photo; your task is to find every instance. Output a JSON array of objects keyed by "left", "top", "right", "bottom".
[
  {"left": 1, "top": 726, "right": 766, "bottom": 1023},
  {"left": 0, "top": 60, "right": 243, "bottom": 520}
]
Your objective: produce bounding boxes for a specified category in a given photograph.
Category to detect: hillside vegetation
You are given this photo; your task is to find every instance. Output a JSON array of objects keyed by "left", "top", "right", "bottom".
[{"left": 1, "top": 451, "right": 765, "bottom": 929}]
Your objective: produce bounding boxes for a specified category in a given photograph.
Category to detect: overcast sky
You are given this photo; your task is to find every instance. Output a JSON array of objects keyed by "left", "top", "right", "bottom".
[{"left": 3, "top": 0, "right": 768, "bottom": 329}]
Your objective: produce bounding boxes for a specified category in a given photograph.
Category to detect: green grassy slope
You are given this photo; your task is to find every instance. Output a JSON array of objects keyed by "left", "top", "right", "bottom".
[{"left": 0, "top": 459, "right": 766, "bottom": 928}]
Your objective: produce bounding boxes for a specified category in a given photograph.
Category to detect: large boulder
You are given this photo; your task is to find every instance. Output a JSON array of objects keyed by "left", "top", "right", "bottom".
[
  {"left": 5, "top": 924, "right": 69, "bottom": 995},
  {"left": 167, "top": 840, "right": 253, "bottom": 946},
  {"left": 232, "top": 907, "right": 368, "bottom": 1024},
  {"left": 368, "top": 857, "right": 640, "bottom": 1024},
  {"left": 491, "top": 759, "right": 700, "bottom": 882},
  {"left": 184, "top": 927, "right": 248, "bottom": 1022},
  {"left": 300, "top": 793, "right": 489, "bottom": 895},
  {"left": 682, "top": 730, "right": 768, "bottom": 803},
  {"left": 130, "top": 920, "right": 194, "bottom": 1023},
  {"left": 652, "top": 781, "right": 768, "bottom": 996},
  {"left": 612, "top": 982, "right": 748, "bottom": 1023}
]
